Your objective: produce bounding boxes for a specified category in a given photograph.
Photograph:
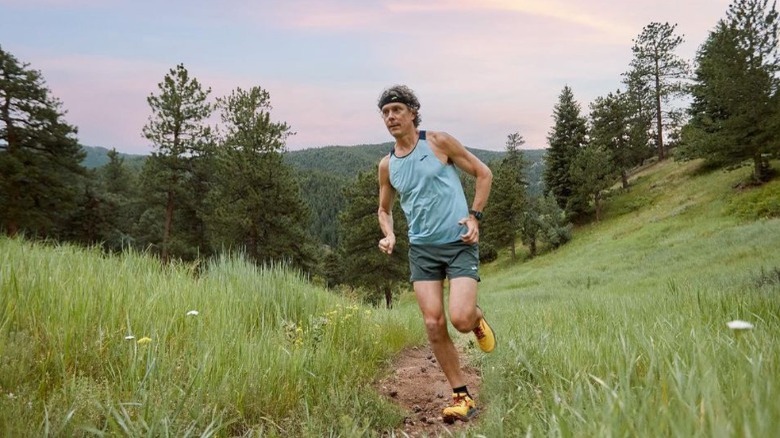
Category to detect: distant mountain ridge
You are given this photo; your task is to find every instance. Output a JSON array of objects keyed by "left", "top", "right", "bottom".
[{"left": 81, "top": 145, "right": 146, "bottom": 170}]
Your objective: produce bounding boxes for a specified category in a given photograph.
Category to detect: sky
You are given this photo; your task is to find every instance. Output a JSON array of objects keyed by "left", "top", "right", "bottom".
[{"left": 1, "top": 0, "right": 732, "bottom": 154}]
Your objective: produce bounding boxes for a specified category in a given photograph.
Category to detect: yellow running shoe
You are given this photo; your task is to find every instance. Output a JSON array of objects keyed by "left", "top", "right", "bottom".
[
  {"left": 473, "top": 307, "right": 496, "bottom": 353},
  {"left": 442, "top": 392, "right": 477, "bottom": 423}
]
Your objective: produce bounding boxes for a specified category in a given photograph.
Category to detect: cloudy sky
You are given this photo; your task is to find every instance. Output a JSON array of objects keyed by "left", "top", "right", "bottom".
[{"left": 2, "top": 0, "right": 731, "bottom": 154}]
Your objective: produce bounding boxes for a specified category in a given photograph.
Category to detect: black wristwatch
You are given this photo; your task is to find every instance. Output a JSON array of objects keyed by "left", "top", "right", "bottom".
[{"left": 469, "top": 209, "right": 483, "bottom": 221}]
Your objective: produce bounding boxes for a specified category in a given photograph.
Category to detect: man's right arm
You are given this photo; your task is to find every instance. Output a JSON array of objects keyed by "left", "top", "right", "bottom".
[{"left": 377, "top": 155, "right": 396, "bottom": 254}]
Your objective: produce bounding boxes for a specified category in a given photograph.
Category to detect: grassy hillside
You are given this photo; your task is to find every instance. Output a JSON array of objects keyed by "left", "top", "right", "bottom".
[
  {"left": 476, "top": 159, "right": 780, "bottom": 436},
  {"left": 3, "top": 158, "right": 778, "bottom": 436}
]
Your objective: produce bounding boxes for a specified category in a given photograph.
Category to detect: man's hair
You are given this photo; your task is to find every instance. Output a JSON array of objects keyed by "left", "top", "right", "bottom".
[{"left": 377, "top": 85, "right": 422, "bottom": 127}]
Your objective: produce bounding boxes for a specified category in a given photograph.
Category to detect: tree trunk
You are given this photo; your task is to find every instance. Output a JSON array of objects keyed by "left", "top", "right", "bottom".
[
  {"left": 529, "top": 238, "right": 537, "bottom": 257},
  {"left": 594, "top": 192, "right": 602, "bottom": 222},
  {"left": 2, "top": 92, "right": 19, "bottom": 237},
  {"left": 384, "top": 286, "right": 393, "bottom": 309},
  {"left": 654, "top": 63, "right": 665, "bottom": 160},
  {"left": 510, "top": 239, "right": 516, "bottom": 261},
  {"left": 621, "top": 170, "right": 629, "bottom": 189},
  {"left": 162, "top": 189, "right": 174, "bottom": 263},
  {"left": 754, "top": 153, "right": 769, "bottom": 182}
]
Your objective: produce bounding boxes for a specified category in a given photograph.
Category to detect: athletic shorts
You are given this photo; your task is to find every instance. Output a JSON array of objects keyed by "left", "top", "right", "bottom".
[{"left": 408, "top": 241, "right": 480, "bottom": 282}]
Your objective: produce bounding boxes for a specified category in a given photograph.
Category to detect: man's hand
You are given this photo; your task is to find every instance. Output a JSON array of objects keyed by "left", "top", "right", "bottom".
[
  {"left": 379, "top": 234, "right": 396, "bottom": 255},
  {"left": 459, "top": 216, "right": 480, "bottom": 244}
]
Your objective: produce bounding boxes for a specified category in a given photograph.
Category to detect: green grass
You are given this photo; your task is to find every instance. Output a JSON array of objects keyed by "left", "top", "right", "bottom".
[
  {"left": 476, "top": 159, "right": 780, "bottom": 437},
  {"left": 1, "top": 158, "right": 779, "bottom": 436},
  {"left": 0, "top": 243, "right": 422, "bottom": 436}
]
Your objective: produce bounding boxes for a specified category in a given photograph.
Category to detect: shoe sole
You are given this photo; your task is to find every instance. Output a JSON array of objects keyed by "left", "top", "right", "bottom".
[{"left": 443, "top": 407, "right": 479, "bottom": 424}]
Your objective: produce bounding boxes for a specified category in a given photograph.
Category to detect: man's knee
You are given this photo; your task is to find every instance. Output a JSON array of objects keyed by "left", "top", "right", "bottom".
[
  {"left": 423, "top": 314, "right": 448, "bottom": 341},
  {"left": 450, "top": 309, "right": 478, "bottom": 333}
]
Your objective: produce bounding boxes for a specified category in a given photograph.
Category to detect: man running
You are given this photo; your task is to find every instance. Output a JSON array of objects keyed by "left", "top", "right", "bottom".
[{"left": 376, "top": 85, "right": 496, "bottom": 422}]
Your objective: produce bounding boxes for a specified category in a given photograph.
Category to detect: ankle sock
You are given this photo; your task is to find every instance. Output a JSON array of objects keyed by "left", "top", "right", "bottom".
[{"left": 453, "top": 386, "right": 471, "bottom": 398}]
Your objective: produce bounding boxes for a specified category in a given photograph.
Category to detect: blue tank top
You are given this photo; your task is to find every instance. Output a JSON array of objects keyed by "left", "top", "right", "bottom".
[{"left": 389, "top": 131, "right": 469, "bottom": 245}]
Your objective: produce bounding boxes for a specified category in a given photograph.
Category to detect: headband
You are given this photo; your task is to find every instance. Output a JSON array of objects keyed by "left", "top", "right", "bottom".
[{"left": 378, "top": 92, "right": 417, "bottom": 110}]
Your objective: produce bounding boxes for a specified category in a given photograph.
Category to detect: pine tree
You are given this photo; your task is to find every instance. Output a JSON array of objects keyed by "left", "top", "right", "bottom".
[
  {"left": 97, "top": 149, "right": 138, "bottom": 251},
  {"left": 483, "top": 132, "right": 527, "bottom": 261},
  {"left": 622, "top": 69, "right": 656, "bottom": 166},
  {"left": 681, "top": 0, "right": 779, "bottom": 182},
  {"left": 569, "top": 145, "right": 617, "bottom": 222},
  {"left": 543, "top": 86, "right": 588, "bottom": 217},
  {"left": 536, "top": 192, "right": 572, "bottom": 249},
  {"left": 339, "top": 168, "right": 408, "bottom": 308},
  {"left": 626, "top": 22, "right": 690, "bottom": 160},
  {"left": 589, "top": 91, "right": 648, "bottom": 189},
  {"left": 204, "top": 86, "right": 314, "bottom": 270},
  {"left": 0, "top": 46, "right": 86, "bottom": 238},
  {"left": 140, "top": 64, "right": 212, "bottom": 262},
  {"left": 520, "top": 192, "right": 572, "bottom": 257}
]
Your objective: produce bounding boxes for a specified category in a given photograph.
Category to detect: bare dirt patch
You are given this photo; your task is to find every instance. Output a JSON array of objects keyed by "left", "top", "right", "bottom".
[{"left": 375, "top": 344, "right": 482, "bottom": 437}]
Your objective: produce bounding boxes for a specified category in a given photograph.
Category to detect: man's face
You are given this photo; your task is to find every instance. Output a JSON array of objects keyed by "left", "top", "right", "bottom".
[{"left": 381, "top": 102, "right": 415, "bottom": 137}]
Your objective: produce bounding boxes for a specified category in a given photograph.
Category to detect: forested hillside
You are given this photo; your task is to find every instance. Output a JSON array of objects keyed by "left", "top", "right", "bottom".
[
  {"left": 283, "top": 142, "right": 519, "bottom": 177},
  {"left": 81, "top": 144, "right": 546, "bottom": 248},
  {"left": 82, "top": 146, "right": 145, "bottom": 170}
]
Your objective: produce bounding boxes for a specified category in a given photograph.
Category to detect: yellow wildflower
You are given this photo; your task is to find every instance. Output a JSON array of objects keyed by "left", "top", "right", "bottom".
[{"left": 137, "top": 337, "right": 152, "bottom": 346}]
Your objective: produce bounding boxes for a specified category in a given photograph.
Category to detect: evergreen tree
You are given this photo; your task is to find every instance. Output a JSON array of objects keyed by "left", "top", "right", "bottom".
[
  {"left": 569, "top": 145, "right": 617, "bottom": 222},
  {"left": 140, "top": 63, "right": 212, "bottom": 262},
  {"left": 204, "top": 86, "right": 314, "bottom": 270},
  {"left": 680, "top": 0, "right": 779, "bottom": 182},
  {"left": 543, "top": 86, "right": 589, "bottom": 218},
  {"left": 622, "top": 69, "right": 656, "bottom": 166},
  {"left": 339, "top": 168, "right": 408, "bottom": 308},
  {"left": 589, "top": 91, "right": 647, "bottom": 189},
  {"left": 97, "top": 149, "right": 138, "bottom": 251},
  {"left": 483, "top": 132, "right": 527, "bottom": 261},
  {"left": 536, "top": 192, "right": 572, "bottom": 249},
  {"left": 0, "top": 46, "right": 86, "bottom": 238},
  {"left": 520, "top": 192, "right": 572, "bottom": 257},
  {"left": 626, "top": 22, "right": 690, "bottom": 160},
  {"left": 519, "top": 196, "right": 541, "bottom": 257}
]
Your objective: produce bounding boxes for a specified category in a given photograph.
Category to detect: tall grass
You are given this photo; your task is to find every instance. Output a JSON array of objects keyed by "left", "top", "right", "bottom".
[
  {"left": 0, "top": 241, "right": 422, "bottom": 436},
  {"left": 475, "top": 160, "right": 780, "bottom": 437}
]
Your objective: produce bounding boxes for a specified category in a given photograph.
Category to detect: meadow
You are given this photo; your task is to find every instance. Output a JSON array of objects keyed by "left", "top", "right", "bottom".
[{"left": 1, "top": 158, "right": 779, "bottom": 437}]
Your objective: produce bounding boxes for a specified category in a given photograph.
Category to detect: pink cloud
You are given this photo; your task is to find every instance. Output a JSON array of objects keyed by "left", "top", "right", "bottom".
[{"left": 6, "top": 0, "right": 736, "bottom": 155}]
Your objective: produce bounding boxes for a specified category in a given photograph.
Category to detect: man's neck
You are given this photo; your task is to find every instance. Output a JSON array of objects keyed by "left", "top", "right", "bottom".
[{"left": 393, "top": 129, "right": 419, "bottom": 153}]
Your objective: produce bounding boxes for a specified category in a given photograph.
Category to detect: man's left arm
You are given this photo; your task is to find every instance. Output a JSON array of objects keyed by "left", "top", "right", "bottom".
[
  {"left": 431, "top": 131, "right": 493, "bottom": 211},
  {"left": 430, "top": 131, "right": 493, "bottom": 243}
]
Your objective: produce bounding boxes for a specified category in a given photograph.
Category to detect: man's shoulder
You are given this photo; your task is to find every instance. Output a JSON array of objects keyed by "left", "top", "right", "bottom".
[
  {"left": 426, "top": 131, "right": 462, "bottom": 155},
  {"left": 378, "top": 153, "right": 391, "bottom": 170},
  {"left": 425, "top": 130, "right": 447, "bottom": 141}
]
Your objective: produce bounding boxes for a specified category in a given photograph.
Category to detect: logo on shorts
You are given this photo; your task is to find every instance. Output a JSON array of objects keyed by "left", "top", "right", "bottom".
[{"left": 471, "top": 266, "right": 478, "bottom": 270}]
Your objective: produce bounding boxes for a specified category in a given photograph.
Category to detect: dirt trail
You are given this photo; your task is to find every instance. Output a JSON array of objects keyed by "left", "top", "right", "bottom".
[{"left": 374, "top": 344, "right": 482, "bottom": 437}]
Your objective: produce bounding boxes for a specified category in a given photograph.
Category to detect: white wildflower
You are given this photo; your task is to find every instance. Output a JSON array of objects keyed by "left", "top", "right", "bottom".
[
  {"left": 186, "top": 310, "right": 199, "bottom": 316},
  {"left": 726, "top": 320, "right": 754, "bottom": 330},
  {"left": 124, "top": 335, "right": 135, "bottom": 340}
]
